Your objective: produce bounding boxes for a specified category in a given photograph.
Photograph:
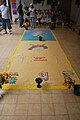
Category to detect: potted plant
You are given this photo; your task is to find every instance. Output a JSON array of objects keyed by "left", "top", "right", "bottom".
[
  {"left": 0, "top": 72, "right": 8, "bottom": 98},
  {"left": 62, "top": 71, "right": 80, "bottom": 96}
]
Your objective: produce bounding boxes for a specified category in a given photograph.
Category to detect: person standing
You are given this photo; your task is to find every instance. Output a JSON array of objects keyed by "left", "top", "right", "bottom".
[
  {"left": 37, "top": 11, "right": 43, "bottom": 27},
  {"left": 0, "top": 0, "right": 12, "bottom": 34},
  {"left": 50, "top": 2, "right": 56, "bottom": 29},
  {"left": 17, "top": 4, "right": 24, "bottom": 28},
  {"left": 29, "top": 3, "right": 36, "bottom": 28}
]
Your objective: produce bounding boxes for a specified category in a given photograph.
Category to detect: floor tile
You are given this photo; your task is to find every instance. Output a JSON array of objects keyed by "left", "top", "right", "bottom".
[
  {"left": 66, "top": 103, "right": 80, "bottom": 114},
  {"left": 52, "top": 90, "right": 62, "bottom": 94},
  {"left": 0, "top": 116, "right": 13, "bottom": 120},
  {"left": 42, "top": 104, "right": 54, "bottom": 115},
  {"left": 8, "top": 90, "right": 29, "bottom": 95},
  {"left": 77, "top": 103, "right": 80, "bottom": 109},
  {"left": 17, "top": 95, "right": 29, "bottom": 103},
  {"left": 0, "top": 104, "right": 4, "bottom": 115},
  {"left": 41, "top": 94, "right": 53, "bottom": 103},
  {"left": 28, "top": 104, "right": 41, "bottom": 115},
  {"left": 12, "top": 116, "right": 27, "bottom": 120},
  {"left": 14, "top": 104, "right": 28, "bottom": 115},
  {"left": 54, "top": 103, "right": 68, "bottom": 115},
  {"left": 75, "top": 96, "right": 80, "bottom": 103},
  {"left": 63, "top": 94, "right": 76, "bottom": 103},
  {"left": 29, "top": 94, "right": 41, "bottom": 103},
  {"left": 69, "top": 114, "right": 80, "bottom": 120},
  {"left": 42, "top": 116, "right": 56, "bottom": 120},
  {"left": 1, "top": 104, "right": 16, "bottom": 115},
  {"left": 41, "top": 90, "right": 52, "bottom": 94},
  {"left": 29, "top": 90, "right": 41, "bottom": 94},
  {"left": 28, "top": 115, "right": 41, "bottom": 120},
  {"left": 52, "top": 94, "right": 64, "bottom": 103},
  {"left": 0, "top": 94, "right": 17, "bottom": 103},
  {"left": 55, "top": 115, "right": 69, "bottom": 120}
]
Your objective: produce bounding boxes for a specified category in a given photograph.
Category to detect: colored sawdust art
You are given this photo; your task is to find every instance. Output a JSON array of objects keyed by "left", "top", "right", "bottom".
[
  {"left": 22, "top": 30, "right": 56, "bottom": 41},
  {"left": 3, "top": 36, "right": 80, "bottom": 90},
  {"left": 28, "top": 44, "right": 48, "bottom": 51}
]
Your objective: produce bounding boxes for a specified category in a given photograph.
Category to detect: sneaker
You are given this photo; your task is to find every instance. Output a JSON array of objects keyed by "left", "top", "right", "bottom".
[
  {"left": 9, "top": 29, "right": 12, "bottom": 34},
  {"left": 3, "top": 30, "right": 7, "bottom": 34}
]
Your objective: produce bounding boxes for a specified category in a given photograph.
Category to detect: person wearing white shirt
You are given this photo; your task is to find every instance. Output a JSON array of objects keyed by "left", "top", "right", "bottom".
[
  {"left": 0, "top": 0, "right": 12, "bottom": 34},
  {"left": 29, "top": 3, "right": 36, "bottom": 28}
]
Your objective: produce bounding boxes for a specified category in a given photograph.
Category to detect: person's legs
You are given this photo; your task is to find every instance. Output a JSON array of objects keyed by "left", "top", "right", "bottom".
[
  {"left": 31, "top": 17, "right": 35, "bottom": 28},
  {"left": 38, "top": 18, "right": 41, "bottom": 26},
  {"left": 6, "top": 19, "right": 12, "bottom": 34},
  {"left": 7, "top": 19, "right": 12, "bottom": 29},
  {"left": 19, "top": 15, "right": 24, "bottom": 28},
  {"left": 19, "top": 15, "right": 21, "bottom": 28},
  {"left": 2, "top": 18, "right": 7, "bottom": 34},
  {"left": 30, "top": 17, "right": 32, "bottom": 28}
]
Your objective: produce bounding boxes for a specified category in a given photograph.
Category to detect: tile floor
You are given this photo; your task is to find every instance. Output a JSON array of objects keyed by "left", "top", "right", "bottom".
[{"left": 0, "top": 24, "right": 80, "bottom": 120}]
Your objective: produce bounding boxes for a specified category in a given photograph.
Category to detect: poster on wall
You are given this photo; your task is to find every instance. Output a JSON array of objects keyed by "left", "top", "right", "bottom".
[{"left": 12, "top": 0, "right": 17, "bottom": 14}]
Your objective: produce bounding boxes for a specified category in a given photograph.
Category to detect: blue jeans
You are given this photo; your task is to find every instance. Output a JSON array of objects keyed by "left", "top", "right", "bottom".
[
  {"left": 19, "top": 15, "right": 24, "bottom": 28},
  {"left": 2, "top": 18, "right": 12, "bottom": 31},
  {"left": 30, "top": 17, "right": 35, "bottom": 28}
]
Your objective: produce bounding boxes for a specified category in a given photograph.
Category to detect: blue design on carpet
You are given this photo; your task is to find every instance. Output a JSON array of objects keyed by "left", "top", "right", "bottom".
[{"left": 22, "top": 30, "right": 56, "bottom": 41}]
